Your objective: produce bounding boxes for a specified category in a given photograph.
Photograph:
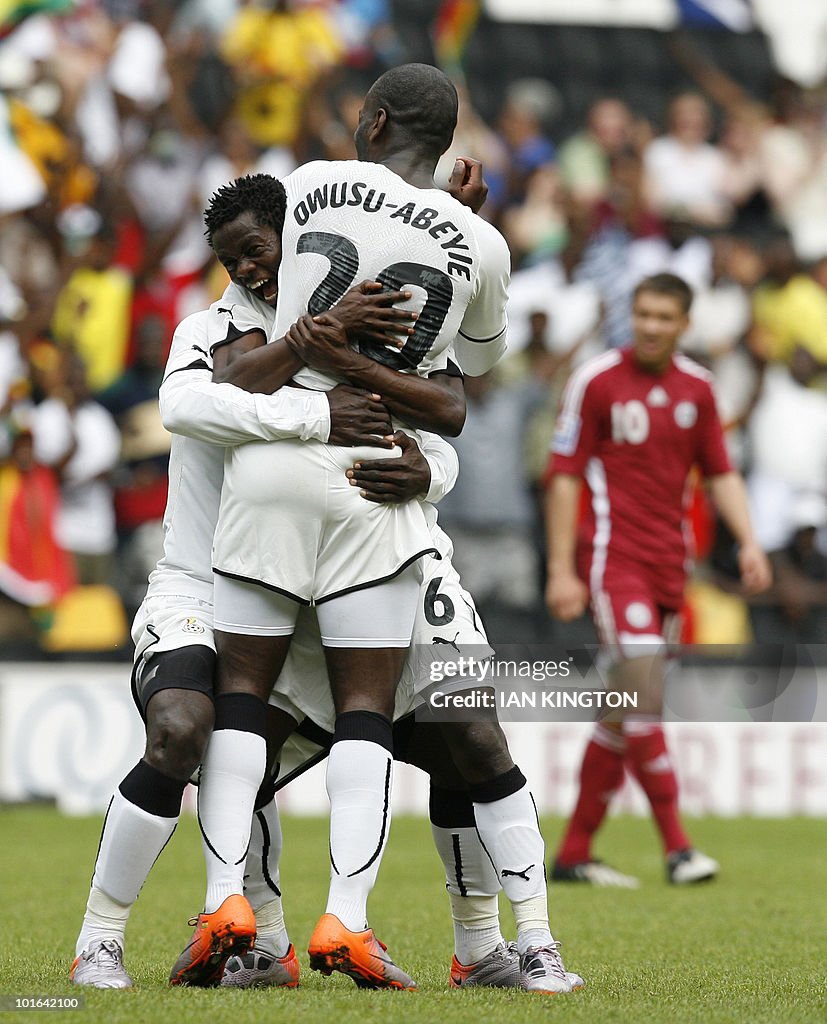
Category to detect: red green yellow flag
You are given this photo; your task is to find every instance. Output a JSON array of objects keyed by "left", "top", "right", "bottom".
[{"left": 433, "top": 0, "right": 481, "bottom": 73}]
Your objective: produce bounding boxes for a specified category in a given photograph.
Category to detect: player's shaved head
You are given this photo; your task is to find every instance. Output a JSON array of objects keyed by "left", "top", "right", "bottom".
[
  {"left": 204, "top": 174, "right": 287, "bottom": 248},
  {"left": 633, "top": 273, "right": 694, "bottom": 314},
  {"left": 360, "top": 63, "right": 458, "bottom": 160}
]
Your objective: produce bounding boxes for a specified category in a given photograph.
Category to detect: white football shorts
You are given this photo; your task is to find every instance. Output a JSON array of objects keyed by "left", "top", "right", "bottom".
[
  {"left": 269, "top": 528, "right": 492, "bottom": 734},
  {"left": 132, "top": 593, "right": 216, "bottom": 664},
  {"left": 212, "top": 438, "right": 437, "bottom": 604}
]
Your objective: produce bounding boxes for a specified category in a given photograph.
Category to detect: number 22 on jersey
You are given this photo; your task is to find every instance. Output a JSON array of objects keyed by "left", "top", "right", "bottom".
[{"left": 297, "top": 230, "right": 453, "bottom": 372}]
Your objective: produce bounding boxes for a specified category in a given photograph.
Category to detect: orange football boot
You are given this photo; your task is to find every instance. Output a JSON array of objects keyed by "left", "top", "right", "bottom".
[
  {"left": 169, "top": 894, "right": 256, "bottom": 987},
  {"left": 308, "top": 913, "right": 417, "bottom": 990}
]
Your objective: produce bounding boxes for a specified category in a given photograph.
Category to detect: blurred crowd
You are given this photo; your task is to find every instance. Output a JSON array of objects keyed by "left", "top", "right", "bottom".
[{"left": 0, "top": 0, "right": 825, "bottom": 656}]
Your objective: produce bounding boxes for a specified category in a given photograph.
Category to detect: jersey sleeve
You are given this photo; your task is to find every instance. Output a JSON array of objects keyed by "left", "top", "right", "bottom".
[
  {"left": 160, "top": 312, "right": 330, "bottom": 445},
  {"left": 205, "top": 284, "right": 270, "bottom": 357},
  {"left": 454, "top": 220, "right": 510, "bottom": 376},
  {"left": 695, "top": 381, "right": 732, "bottom": 478},
  {"left": 428, "top": 357, "right": 463, "bottom": 379},
  {"left": 417, "top": 430, "right": 459, "bottom": 503},
  {"left": 548, "top": 369, "right": 603, "bottom": 478}
]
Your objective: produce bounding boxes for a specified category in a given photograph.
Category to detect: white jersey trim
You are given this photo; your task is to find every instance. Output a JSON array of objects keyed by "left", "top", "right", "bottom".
[
  {"left": 559, "top": 349, "right": 623, "bottom": 422},
  {"left": 674, "top": 353, "right": 714, "bottom": 383},
  {"left": 585, "top": 456, "right": 612, "bottom": 596}
]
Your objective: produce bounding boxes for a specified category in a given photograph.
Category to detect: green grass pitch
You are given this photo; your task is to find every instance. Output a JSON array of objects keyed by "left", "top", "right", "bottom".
[{"left": 1, "top": 806, "right": 825, "bottom": 1023}]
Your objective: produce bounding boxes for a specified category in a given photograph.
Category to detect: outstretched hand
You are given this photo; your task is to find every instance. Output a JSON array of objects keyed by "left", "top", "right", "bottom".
[{"left": 346, "top": 430, "right": 431, "bottom": 503}]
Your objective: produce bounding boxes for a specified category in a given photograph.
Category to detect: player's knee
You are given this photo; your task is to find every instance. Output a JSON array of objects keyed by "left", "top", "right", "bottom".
[
  {"left": 403, "top": 723, "right": 470, "bottom": 788},
  {"left": 145, "top": 694, "right": 214, "bottom": 780},
  {"left": 426, "top": 762, "right": 468, "bottom": 789},
  {"left": 440, "top": 720, "right": 514, "bottom": 783}
]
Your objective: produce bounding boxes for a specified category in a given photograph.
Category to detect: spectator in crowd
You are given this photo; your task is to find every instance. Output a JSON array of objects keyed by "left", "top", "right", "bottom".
[
  {"left": 718, "top": 107, "right": 774, "bottom": 240},
  {"left": 760, "top": 85, "right": 827, "bottom": 262},
  {"left": 643, "top": 91, "right": 731, "bottom": 228},
  {"left": 51, "top": 221, "right": 133, "bottom": 393},
  {"left": 625, "top": 210, "right": 713, "bottom": 295},
  {"left": 735, "top": 340, "right": 827, "bottom": 650},
  {"left": 497, "top": 77, "right": 559, "bottom": 206},
  {"left": 218, "top": 0, "right": 344, "bottom": 150},
  {"left": 438, "top": 365, "right": 548, "bottom": 641},
  {"left": 680, "top": 235, "right": 765, "bottom": 469},
  {"left": 0, "top": 81, "right": 47, "bottom": 216},
  {"left": 0, "top": 414, "right": 74, "bottom": 644},
  {"left": 106, "top": 1, "right": 173, "bottom": 120},
  {"left": 663, "top": 33, "right": 775, "bottom": 244},
  {"left": 558, "top": 97, "right": 635, "bottom": 205},
  {"left": 31, "top": 352, "right": 121, "bottom": 585},
  {"left": 197, "top": 115, "right": 296, "bottom": 213},
  {"left": 0, "top": 275, "right": 28, "bottom": 406},
  {"left": 750, "top": 232, "right": 827, "bottom": 366},
  {"left": 592, "top": 147, "right": 662, "bottom": 239},
  {"left": 98, "top": 314, "right": 170, "bottom": 615},
  {"left": 501, "top": 163, "right": 566, "bottom": 267},
  {"left": 507, "top": 203, "right": 605, "bottom": 365},
  {"left": 747, "top": 345, "right": 827, "bottom": 564},
  {"left": 745, "top": 494, "right": 827, "bottom": 646}
]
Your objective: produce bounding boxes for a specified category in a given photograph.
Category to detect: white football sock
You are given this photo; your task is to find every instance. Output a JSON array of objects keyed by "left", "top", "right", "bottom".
[
  {"left": 430, "top": 822, "right": 504, "bottom": 963},
  {"left": 245, "top": 799, "right": 289, "bottom": 957},
  {"left": 75, "top": 888, "right": 132, "bottom": 958},
  {"left": 325, "top": 739, "right": 393, "bottom": 931},
  {"left": 512, "top": 897, "right": 554, "bottom": 955},
  {"left": 199, "top": 729, "right": 266, "bottom": 913},
  {"left": 253, "top": 899, "right": 289, "bottom": 959},
  {"left": 450, "top": 895, "right": 503, "bottom": 965},
  {"left": 75, "top": 790, "right": 178, "bottom": 956},
  {"left": 473, "top": 785, "right": 554, "bottom": 954}
]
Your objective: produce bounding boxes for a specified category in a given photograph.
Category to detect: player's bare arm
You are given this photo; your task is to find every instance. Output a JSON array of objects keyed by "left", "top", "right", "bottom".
[
  {"left": 211, "top": 283, "right": 416, "bottom": 389},
  {"left": 285, "top": 312, "right": 466, "bottom": 436},
  {"left": 545, "top": 472, "right": 590, "bottom": 621},
  {"left": 212, "top": 330, "right": 302, "bottom": 391},
  {"left": 707, "top": 471, "right": 772, "bottom": 594}
]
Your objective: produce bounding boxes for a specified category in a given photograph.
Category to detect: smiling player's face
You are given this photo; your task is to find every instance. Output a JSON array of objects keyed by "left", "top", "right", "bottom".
[{"left": 211, "top": 211, "right": 282, "bottom": 308}]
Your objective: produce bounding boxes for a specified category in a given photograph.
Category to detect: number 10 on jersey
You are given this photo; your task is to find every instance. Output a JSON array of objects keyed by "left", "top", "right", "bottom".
[{"left": 611, "top": 400, "right": 650, "bottom": 445}]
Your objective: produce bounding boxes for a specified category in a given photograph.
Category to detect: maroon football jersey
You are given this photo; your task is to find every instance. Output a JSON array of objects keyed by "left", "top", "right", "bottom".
[{"left": 550, "top": 348, "right": 731, "bottom": 599}]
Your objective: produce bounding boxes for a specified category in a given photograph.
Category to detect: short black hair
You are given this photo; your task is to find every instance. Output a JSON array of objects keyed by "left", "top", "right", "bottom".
[
  {"left": 366, "top": 63, "right": 458, "bottom": 159},
  {"left": 204, "top": 174, "right": 287, "bottom": 248},
  {"left": 633, "top": 273, "right": 694, "bottom": 314}
]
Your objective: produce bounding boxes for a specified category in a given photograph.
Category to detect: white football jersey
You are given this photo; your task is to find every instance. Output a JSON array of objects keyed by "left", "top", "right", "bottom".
[
  {"left": 148, "top": 316, "right": 225, "bottom": 605},
  {"left": 141, "top": 304, "right": 458, "bottom": 606},
  {"left": 205, "top": 280, "right": 274, "bottom": 357},
  {"left": 146, "top": 308, "right": 331, "bottom": 605},
  {"left": 274, "top": 160, "right": 511, "bottom": 389}
]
